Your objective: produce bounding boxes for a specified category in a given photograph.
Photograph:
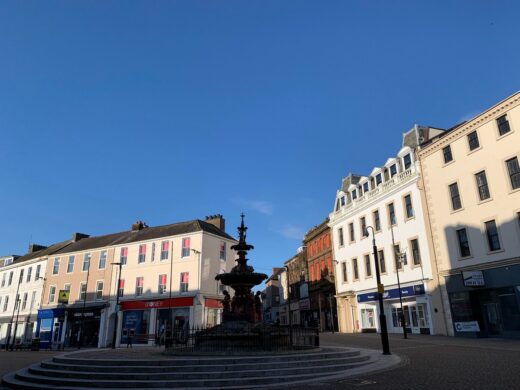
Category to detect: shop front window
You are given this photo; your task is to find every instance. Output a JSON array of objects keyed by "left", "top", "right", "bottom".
[
  {"left": 497, "top": 287, "right": 520, "bottom": 332},
  {"left": 121, "top": 310, "right": 150, "bottom": 344},
  {"left": 416, "top": 304, "right": 429, "bottom": 328},
  {"left": 392, "top": 307, "right": 403, "bottom": 327},
  {"left": 449, "top": 292, "right": 473, "bottom": 322},
  {"left": 361, "top": 308, "right": 375, "bottom": 328}
]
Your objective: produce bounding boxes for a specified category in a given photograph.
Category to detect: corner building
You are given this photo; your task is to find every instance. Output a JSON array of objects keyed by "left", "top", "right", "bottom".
[
  {"left": 40, "top": 216, "right": 236, "bottom": 348},
  {"left": 329, "top": 126, "right": 447, "bottom": 336},
  {"left": 418, "top": 92, "right": 520, "bottom": 338}
]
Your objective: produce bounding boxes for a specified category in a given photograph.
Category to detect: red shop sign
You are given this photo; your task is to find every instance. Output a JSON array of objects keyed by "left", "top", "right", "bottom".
[
  {"left": 120, "top": 297, "right": 194, "bottom": 311},
  {"left": 204, "top": 298, "right": 222, "bottom": 308}
]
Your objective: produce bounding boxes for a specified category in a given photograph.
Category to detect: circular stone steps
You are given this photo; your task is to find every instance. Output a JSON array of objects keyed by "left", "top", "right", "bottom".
[{"left": 2, "top": 347, "right": 400, "bottom": 389}]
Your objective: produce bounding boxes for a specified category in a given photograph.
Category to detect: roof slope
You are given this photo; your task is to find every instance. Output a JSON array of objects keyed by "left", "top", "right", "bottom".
[
  {"left": 54, "top": 219, "right": 236, "bottom": 254},
  {"left": 13, "top": 240, "right": 73, "bottom": 265}
]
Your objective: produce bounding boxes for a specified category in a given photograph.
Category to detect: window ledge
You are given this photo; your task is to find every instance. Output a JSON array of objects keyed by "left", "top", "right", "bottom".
[
  {"left": 467, "top": 146, "right": 482, "bottom": 156},
  {"left": 442, "top": 160, "right": 455, "bottom": 168},
  {"left": 508, "top": 187, "right": 520, "bottom": 195},
  {"left": 450, "top": 208, "right": 465, "bottom": 215},
  {"left": 497, "top": 130, "right": 514, "bottom": 141},
  {"left": 487, "top": 249, "right": 504, "bottom": 255},
  {"left": 458, "top": 255, "right": 473, "bottom": 261},
  {"left": 477, "top": 197, "right": 493, "bottom": 205},
  {"left": 404, "top": 216, "right": 416, "bottom": 222}
]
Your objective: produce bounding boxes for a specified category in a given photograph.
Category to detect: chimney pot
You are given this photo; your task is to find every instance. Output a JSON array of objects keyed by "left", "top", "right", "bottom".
[{"left": 204, "top": 214, "right": 225, "bottom": 231}]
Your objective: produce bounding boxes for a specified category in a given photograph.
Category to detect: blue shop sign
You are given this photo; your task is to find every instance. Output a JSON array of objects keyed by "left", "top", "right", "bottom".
[
  {"left": 357, "top": 284, "right": 425, "bottom": 303},
  {"left": 37, "top": 308, "right": 65, "bottom": 319}
]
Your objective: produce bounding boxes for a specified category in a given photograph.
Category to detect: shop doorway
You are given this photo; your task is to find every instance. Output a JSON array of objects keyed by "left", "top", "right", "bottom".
[
  {"left": 390, "top": 302, "right": 430, "bottom": 334},
  {"left": 482, "top": 302, "right": 502, "bottom": 336}
]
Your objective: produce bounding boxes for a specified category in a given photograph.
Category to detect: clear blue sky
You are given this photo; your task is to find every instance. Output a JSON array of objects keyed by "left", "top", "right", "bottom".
[{"left": 1, "top": 1, "right": 519, "bottom": 276}]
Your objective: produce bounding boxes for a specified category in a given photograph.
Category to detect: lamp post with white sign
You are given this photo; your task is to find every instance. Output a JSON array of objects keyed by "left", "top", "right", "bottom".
[
  {"left": 365, "top": 226, "right": 390, "bottom": 355},
  {"left": 111, "top": 262, "right": 123, "bottom": 349}
]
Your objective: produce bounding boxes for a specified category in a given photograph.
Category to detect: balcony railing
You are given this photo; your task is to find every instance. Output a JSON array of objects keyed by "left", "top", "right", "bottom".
[{"left": 332, "top": 165, "right": 418, "bottom": 219}]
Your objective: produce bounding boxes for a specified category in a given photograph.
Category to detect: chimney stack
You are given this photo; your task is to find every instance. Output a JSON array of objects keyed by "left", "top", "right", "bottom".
[
  {"left": 28, "top": 244, "right": 47, "bottom": 254},
  {"left": 205, "top": 214, "right": 225, "bottom": 231},
  {"left": 131, "top": 220, "right": 148, "bottom": 231},
  {"left": 72, "top": 233, "right": 90, "bottom": 242}
]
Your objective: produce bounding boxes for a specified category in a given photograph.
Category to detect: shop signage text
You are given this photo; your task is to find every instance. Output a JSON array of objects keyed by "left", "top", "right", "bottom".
[
  {"left": 454, "top": 321, "right": 480, "bottom": 332},
  {"left": 357, "top": 284, "right": 425, "bottom": 303},
  {"left": 462, "top": 271, "right": 485, "bottom": 287},
  {"left": 299, "top": 298, "right": 310, "bottom": 310},
  {"left": 120, "top": 297, "right": 194, "bottom": 311}
]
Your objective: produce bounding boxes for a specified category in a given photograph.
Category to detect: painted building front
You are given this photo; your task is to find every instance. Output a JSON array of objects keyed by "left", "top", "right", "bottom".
[
  {"left": 418, "top": 92, "right": 520, "bottom": 338},
  {"left": 0, "top": 242, "right": 68, "bottom": 349},
  {"left": 330, "top": 127, "right": 447, "bottom": 336}
]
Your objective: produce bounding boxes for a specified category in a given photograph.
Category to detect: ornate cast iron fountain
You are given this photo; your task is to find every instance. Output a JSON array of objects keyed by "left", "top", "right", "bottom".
[
  {"left": 216, "top": 213, "right": 268, "bottom": 323},
  {"left": 166, "top": 215, "right": 318, "bottom": 353}
]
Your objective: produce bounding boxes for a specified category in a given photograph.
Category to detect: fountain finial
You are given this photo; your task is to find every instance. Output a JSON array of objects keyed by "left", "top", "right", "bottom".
[
  {"left": 238, "top": 212, "right": 247, "bottom": 244},
  {"left": 232, "top": 213, "right": 254, "bottom": 251}
]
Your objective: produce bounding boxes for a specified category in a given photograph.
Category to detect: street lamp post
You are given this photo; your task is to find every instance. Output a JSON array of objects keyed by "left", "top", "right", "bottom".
[
  {"left": 6, "top": 270, "right": 24, "bottom": 351},
  {"left": 11, "top": 296, "right": 22, "bottom": 350},
  {"left": 390, "top": 226, "right": 408, "bottom": 340},
  {"left": 365, "top": 226, "right": 391, "bottom": 355},
  {"left": 191, "top": 248, "right": 200, "bottom": 326},
  {"left": 111, "top": 262, "right": 123, "bottom": 349},
  {"left": 167, "top": 240, "right": 174, "bottom": 349},
  {"left": 78, "top": 256, "right": 91, "bottom": 349},
  {"left": 284, "top": 265, "right": 293, "bottom": 346}
]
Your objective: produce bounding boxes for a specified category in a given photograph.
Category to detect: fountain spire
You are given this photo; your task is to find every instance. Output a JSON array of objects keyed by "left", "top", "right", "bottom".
[{"left": 216, "top": 214, "right": 267, "bottom": 322}]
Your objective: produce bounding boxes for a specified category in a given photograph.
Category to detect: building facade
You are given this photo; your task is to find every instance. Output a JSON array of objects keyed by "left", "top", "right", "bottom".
[
  {"left": 279, "top": 252, "right": 307, "bottom": 327},
  {"left": 418, "top": 92, "right": 520, "bottom": 338},
  {"left": 261, "top": 267, "right": 283, "bottom": 324},
  {"left": 303, "top": 219, "right": 337, "bottom": 331},
  {"left": 39, "top": 215, "right": 237, "bottom": 348},
  {"left": 0, "top": 242, "right": 69, "bottom": 348},
  {"left": 329, "top": 126, "right": 447, "bottom": 336}
]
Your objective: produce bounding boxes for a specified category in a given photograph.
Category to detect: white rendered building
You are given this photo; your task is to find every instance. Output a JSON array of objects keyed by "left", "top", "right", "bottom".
[
  {"left": 0, "top": 243, "right": 69, "bottom": 348},
  {"left": 329, "top": 126, "right": 448, "bottom": 336}
]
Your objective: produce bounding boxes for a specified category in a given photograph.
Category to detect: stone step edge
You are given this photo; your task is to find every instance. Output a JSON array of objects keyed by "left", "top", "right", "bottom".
[
  {"left": 52, "top": 349, "right": 357, "bottom": 366},
  {"left": 42, "top": 354, "right": 366, "bottom": 371},
  {"left": 12, "top": 362, "right": 375, "bottom": 387},
  {"left": 28, "top": 358, "right": 372, "bottom": 379},
  {"left": 2, "top": 353, "right": 401, "bottom": 390}
]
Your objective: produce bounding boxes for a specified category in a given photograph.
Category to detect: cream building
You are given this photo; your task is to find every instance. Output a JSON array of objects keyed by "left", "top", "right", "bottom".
[
  {"left": 40, "top": 215, "right": 237, "bottom": 348},
  {"left": 418, "top": 92, "right": 520, "bottom": 338},
  {"left": 329, "top": 126, "right": 448, "bottom": 336}
]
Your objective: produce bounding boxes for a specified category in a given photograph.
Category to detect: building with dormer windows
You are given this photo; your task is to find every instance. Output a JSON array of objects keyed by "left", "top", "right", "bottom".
[{"left": 329, "top": 126, "right": 448, "bottom": 336}]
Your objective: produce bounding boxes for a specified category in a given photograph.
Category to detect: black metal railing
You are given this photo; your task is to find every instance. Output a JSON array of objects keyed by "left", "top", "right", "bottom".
[{"left": 165, "top": 324, "right": 319, "bottom": 354}]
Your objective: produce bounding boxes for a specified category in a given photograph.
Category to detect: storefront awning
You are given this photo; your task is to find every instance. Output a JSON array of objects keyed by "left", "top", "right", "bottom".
[
  {"left": 37, "top": 308, "right": 65, "bottom": 319},
  {"left": 120, "top": 297, "right": 194, "bottom": 311},
  {"left": 357, "top": 284, "right": 425, "bottom": 303},
  {"left": 65, "top": 303, "right": 108, "bottom": 313}
]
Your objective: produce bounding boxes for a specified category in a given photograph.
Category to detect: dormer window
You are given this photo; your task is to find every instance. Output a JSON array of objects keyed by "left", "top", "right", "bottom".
[
  {"left": 335, "top": 199, "right": 340, "bottom": 211},
  {"left": 390, "top": 164, "right": 397, "bottom": 177},
  {"left": 363, "top": 182, "right": 369, "bottom": 193},
  {"left": 403, "top": 154, "right": 412, "bottom": 170},
  {"left": 352, "top": 189, "right": 357, "bottom": 200},
  {"left": 340, "top": 196, "right": 346, "bottom": 206},
  {"left": 375, "top": 173, "right": 382, "bottom": 186}
]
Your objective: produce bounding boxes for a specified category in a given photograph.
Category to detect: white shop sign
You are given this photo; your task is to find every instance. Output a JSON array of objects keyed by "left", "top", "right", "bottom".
[
  {"left": 462, "top": 271, "right": 485, "bottom": 287},
  {"left": 454, "top": 321, "right": 480, "bottom": 332}
]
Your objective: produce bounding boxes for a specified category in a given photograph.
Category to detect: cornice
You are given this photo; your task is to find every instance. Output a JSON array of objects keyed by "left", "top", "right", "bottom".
[
  {"left": 329, "top": 174, "right": 420, "bottom": 226},
  {"left": 419, "top": 91, "right": 520, "bottom": 158},
  {"left": 437, "top": 256, "right": 520, "bottom": 277}
]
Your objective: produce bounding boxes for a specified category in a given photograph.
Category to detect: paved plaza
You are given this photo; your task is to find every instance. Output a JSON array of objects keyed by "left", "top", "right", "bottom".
[
  {"left": 1, "top": 333, "right": 520, "bottom": 389},
  {"left": 278, "top": 333, "right": 520, "bottom": 390}
]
